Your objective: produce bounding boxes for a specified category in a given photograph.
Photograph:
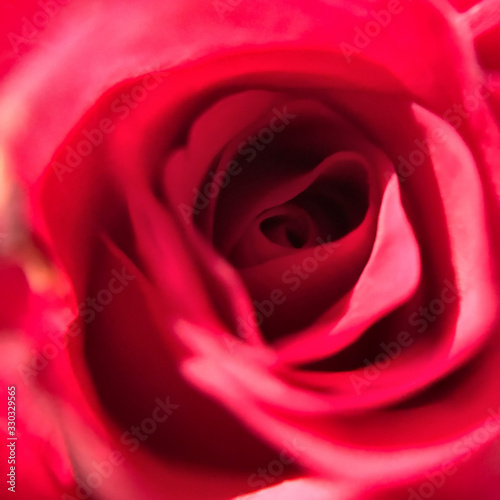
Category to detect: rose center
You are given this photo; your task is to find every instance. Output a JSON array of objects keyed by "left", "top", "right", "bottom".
[{"left": 258, "top": 204, "right": 315, "bottom": 249}]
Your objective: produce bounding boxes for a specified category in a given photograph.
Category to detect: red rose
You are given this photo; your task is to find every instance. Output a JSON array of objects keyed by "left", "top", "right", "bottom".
[{"left": 1, "top": 0, "right": 500, "bottom": 499}]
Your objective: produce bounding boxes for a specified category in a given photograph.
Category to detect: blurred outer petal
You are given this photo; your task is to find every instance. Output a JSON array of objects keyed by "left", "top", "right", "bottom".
[
  {"left": 0, "top": 282, "right": 74, "bottom": 499},
  {"left": 181, "top": 341, "right": 500, "bottom": 499},
  {"left": 0, "top": 0, "right": 493, "bottom": 185},
  {"left": 0, "top": 275, "right": 277, "bottom": 500},
  {"left": 0, "top": 262, "right": 29, "bottom": 329},
  {"left": 0, "top": 0, "right": 57, "bottom": 79}
]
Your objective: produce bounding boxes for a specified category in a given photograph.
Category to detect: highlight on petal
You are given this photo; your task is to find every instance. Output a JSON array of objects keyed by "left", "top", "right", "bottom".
[
  {"left": 462, "top": 0, "right": 500, "bottom": 37},
  {"left": 233, "top": 477, "right": 356, "bottom": 500},
  {"left": 275, "top": 174, "right": 421, "bottom": 364}
]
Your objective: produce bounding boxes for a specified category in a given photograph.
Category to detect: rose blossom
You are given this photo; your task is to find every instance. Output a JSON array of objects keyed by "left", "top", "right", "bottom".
[{"left": 1, "top": 0, "right": 500, "bottom": 499}]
